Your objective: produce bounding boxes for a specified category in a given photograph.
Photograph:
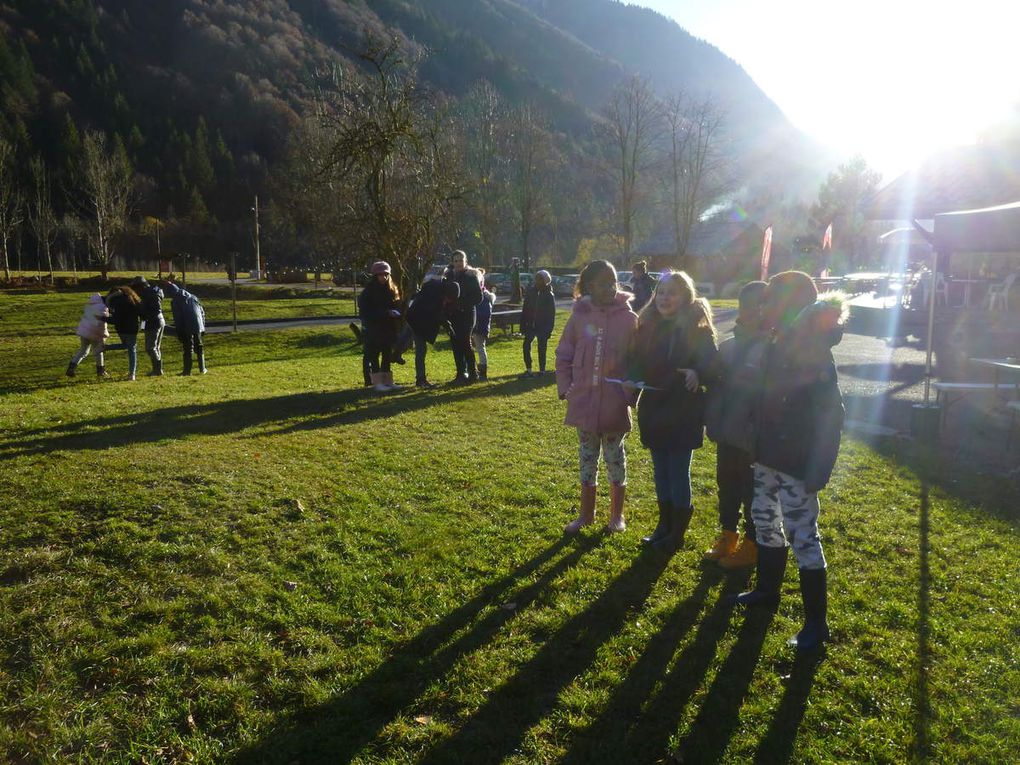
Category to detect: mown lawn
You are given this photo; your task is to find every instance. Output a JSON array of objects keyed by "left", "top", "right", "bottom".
[{"left": 0, "top": 291, "right": 1017, "bottom": 764}]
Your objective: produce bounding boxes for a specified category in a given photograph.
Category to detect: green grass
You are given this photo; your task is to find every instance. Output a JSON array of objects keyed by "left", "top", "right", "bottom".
[{"left": 0, "top": 290, "right": 1017, "bottom": 763}]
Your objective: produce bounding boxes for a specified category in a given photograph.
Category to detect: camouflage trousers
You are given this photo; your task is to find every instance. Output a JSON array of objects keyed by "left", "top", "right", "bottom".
[
  {"left": 751, "top": 465, "right": 826, "bottom": 570},
  {"left": 577, "top": 430, "right": 628, "bottom": 487}
]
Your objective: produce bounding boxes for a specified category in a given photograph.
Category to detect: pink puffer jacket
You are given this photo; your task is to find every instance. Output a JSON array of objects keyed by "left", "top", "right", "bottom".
[
  {"left": 76, "top": 293, "right": 110, "bottom": 343},
  {"left": 556, "top": 292, "right": 638, "bottom": 433}
]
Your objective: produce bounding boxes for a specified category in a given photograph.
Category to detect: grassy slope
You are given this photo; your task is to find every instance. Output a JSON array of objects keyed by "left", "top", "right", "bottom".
[{"left": 0, "top": 294, "right": 1017, "bottom": 763}]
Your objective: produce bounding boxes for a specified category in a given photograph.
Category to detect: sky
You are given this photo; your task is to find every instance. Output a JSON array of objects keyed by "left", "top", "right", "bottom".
[{"left": 628, "top": 0, "right": 1020, "bottom": 182}]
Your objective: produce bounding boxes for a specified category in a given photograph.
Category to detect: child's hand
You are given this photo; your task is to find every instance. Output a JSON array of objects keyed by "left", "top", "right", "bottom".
[{"left": 677, "top": 368, "right": 699, "bottom": 392}]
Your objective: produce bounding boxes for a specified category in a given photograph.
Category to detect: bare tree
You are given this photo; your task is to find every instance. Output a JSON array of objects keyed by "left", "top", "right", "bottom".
[
  {"left": 306, "top": 37, "right": 468, "bottom": 293},
  {"left": 29, "top": 156, "right": 59, "bottom": 282},
  {"left": 0, "top": 139, "right": 24, "bottom": 282},
  {"left": 663, "top": 93, "right": 727, "bottom": 269},
  {"left": 459, "top": 81, "right": 510, "bottom": 266},
  {"left": 80, "top": 130, "right": 133, "bottom": 280},
  {"left": 598, "top": 76, "right": 663, "bottom": 261},
  {"left": 508, "top": 103, "right": 555, "bottom": 271}
]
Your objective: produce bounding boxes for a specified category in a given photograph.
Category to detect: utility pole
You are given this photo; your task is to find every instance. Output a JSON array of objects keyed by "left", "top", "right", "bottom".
[{"left": 251, "top": 195, "right": 261, "bottom": 280}]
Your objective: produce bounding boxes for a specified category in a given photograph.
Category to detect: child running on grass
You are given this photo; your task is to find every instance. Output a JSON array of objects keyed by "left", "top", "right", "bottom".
[
  {"left": 66, "top": 293, "right": 110, "bottom": 378},
  {"left": 734, "top": 271, "right": 847, "bottom": 652},
  {"left": 521, "top": 269, "right": 556, "bottom": 376},
  {"left": 703, "top": 280, "right": 768, "bottom": 568},
  {"left": 556, "top": 260, "right": 638, "bottom": 534},
  {"left": 627, "top": 270, "right": 718, "bottom": 552}
]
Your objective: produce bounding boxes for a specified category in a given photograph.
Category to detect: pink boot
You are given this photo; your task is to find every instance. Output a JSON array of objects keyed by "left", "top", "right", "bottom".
[
  {"left": 606, "top": 483, "right": 626, "bottom": 532},
  {"left": 564, "top": 484, "right": 597, "bottom": 535}
]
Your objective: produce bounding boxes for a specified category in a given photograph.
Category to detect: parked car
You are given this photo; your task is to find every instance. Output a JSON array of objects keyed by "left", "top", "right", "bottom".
[{"left": 552, "top": 274, "right": 579, "bottom": 298}]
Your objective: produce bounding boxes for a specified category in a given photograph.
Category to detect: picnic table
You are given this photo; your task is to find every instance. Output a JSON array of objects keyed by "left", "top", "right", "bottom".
[
  {"left": 933, "top": 357, "right": 1020, "bottom": 436},
  {"left": 491, "top": 307, "right": 523, "bottom": 335}
]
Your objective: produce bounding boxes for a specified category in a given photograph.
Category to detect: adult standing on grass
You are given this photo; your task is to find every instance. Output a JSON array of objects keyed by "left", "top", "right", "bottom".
[
  {"left": 703, "top": 280, "right": 768, "bottom": 569},
  {"left": 446, "top": 250, "right": 483, "bottom": 384},
  {"left": 472, "top": 269, "right": 495, "bottom": 381},
  {"left": 629, "top": 261, "right": 656, "bottom": 312},
  {"left": 358, "top": 261, "right": 403, "bottom": 392},
  {"left": 556, "top": 260, "right": 638, "bottom": 534},
  {"left": 133, "top": 276, "right": 166, "bottom": 377},
  {"left": 405, "top": 276, "right": 459, "bottom": 389},
  {"left": 520, "top": 269, "right": 556, "bottom": 377},
  {"left": 627, "top": 271, "right": 718, "bottom": 552},
  {"left": 733, "top": 271, "right": 847, "bottom": 652},
  {"left": 66, "top": 293, "right": 110, "bottom": 378},
  {"left": 102, "top": 285, "right": 143, "bottom": 381},
  {"left": 163, "top": 278, "right": 207, "bottom": 376}
]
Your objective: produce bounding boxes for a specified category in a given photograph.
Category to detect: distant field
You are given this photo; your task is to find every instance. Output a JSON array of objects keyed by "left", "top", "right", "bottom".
[{"left": 0, "top": 289, "right": 1016, "bottom": 763}]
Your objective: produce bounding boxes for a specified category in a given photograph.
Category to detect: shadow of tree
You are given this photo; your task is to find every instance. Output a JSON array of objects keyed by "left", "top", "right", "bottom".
[
  {"left": 227, "top": 535, "right": 599, "bottom": 764},
  {"left": 0, "top": 375, "right": 556, "bottom": 460}
]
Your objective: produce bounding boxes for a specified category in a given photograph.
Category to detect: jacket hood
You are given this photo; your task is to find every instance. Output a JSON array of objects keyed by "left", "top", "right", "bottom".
[
  {"left": 163, "top": 282, "right": 182, "bottom": 297},
  {"left": 784, "top": 290, "right": 849, "bottom": 349},
  {"left": 573, "top": 291, "right": 633, "bottom": 315}
]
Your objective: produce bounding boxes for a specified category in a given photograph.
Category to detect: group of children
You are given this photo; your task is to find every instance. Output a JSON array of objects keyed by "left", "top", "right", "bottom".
[
  {"left": 357, "top": 250, "right": 558, "bottom": 391},
  {"left": 555, "top": 260, "right": 846, "bottom": 651},
  {"left": 66, "top": 276, "right": 208, "bottom": 380}
]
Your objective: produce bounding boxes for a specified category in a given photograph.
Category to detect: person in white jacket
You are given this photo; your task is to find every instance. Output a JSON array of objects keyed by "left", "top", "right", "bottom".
[{"left": 66, "top": 293, "right": 111, "bottom": 378}]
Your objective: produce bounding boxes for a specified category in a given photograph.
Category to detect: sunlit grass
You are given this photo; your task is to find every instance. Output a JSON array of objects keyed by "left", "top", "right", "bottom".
[{"left": 0, "top": 291, "right": 1016, "bottom": 763}]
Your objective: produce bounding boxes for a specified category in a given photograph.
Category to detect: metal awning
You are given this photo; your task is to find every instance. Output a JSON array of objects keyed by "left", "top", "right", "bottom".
[{"left": 933, "top": 200, "right": 1020, "bottom": 253}]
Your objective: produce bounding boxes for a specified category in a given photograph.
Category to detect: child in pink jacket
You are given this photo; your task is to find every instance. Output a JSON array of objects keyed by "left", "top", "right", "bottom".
[
  {"left": 66, "top": 293, "right": 110, "bottom": 378},
  {"left": 555, "top": 260, "right": 639, "bottom": 534}
]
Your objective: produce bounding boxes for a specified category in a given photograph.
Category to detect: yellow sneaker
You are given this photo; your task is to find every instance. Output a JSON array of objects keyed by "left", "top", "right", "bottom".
[
  {"left": 720, "top": 537, "right": 758, "bottom": 569},
  {"left": 703, "top": 530, "right": 738, "bottom": 561}
]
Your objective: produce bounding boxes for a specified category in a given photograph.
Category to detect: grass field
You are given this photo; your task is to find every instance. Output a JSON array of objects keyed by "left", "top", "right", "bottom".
[{"left": 0, "top": 289, "right": 1017, "bottom": 763}]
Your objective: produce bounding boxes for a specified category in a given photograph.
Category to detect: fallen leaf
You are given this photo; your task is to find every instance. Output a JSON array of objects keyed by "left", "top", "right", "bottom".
[{"left": 414, "top": 715, "right": 433, "bottom": 725}]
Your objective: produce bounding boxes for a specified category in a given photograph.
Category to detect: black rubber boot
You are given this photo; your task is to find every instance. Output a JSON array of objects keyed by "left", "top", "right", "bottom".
[
  {"left": 478, "top": 364, "right": 487, "bottom": 381},
  {"left": 652, "top": 504, "right": 694, "bottom": 553},
  {"left": 66, "top": 362, "right": 77, "bottom": 377},
  {"left": 734, "top": 544, "right": 788, "bottom": 607},
  {"left": 197, "top": 349, "right": 207, "bottom": 374},
  {"left": 180, "top": 350, "right": 192, "bottom": 376},
  {"left": 96, "top": 365, "right": 108, "bottom": 379},
  {"left": 789, "top": 567, "right": 830, "bottom": 650},
  {"left": 641, "top": 499, "right": 673, "bottom": 546},
  {"left": 149, "top": 359, "right": 163, "bottom": 377}
]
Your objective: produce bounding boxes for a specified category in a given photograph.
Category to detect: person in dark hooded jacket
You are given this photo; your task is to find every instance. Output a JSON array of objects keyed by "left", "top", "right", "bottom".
[
  {"left": 406, "top": 277, "right": 459, "bottom": 388},
  {"left": 162, "top": 280, "right": 207, "bottom": 375},
  {"left": 102, "top": 285, "right": 142, "bottom": 380},
  {"left": 358, "top": 261, "right": 403, "bottom": 392},
  {"left": 520, "top": 270, "right": 557, "bottom": 376},
  {"left": 734, "top": 270, "right": 847, "bottom": 653},
  {"left": 133, "top": 276, "right": 166, "bottom": 376}
]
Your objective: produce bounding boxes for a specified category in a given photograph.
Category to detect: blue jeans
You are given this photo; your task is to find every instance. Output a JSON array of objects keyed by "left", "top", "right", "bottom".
[
  {"left": 104, "top": 333, "right": 138, "bottom": 376},
  {"left": 650, "top": 447, "right": 694, "bottom": 509}
]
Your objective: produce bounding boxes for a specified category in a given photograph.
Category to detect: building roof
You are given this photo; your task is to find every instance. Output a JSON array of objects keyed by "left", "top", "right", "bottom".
[{"left": 867, "top": 141, "right": 1020, "bottom": 220}]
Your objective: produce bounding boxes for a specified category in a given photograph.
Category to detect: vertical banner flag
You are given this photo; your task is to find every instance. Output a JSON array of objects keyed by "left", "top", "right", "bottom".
[
  {"left": 820, "top": 222, "right": 833, "bottom": 278},
  {"left": 760, "top": 225, "right": 773, "bottom": 281}
]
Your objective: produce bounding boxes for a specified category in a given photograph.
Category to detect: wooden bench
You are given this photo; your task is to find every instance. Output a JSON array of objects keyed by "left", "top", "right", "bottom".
[{"left": 491, "top": 309, "right": 523, "bottom": 335}]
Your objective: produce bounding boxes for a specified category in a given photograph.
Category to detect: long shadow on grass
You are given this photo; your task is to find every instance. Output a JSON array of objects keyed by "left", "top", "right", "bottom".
[
  {"left": 751, "top": 650, "right": 825, "bottom": 764},
  {"left": 415, "top": 550, "right": 672, "bottom": 765},
  {"left": 0, "top": 375, "right": 555, "bottom": 459},
  {"left": 912, "top": 479, "right": 932, "bottom": 761},
  {"left": 228, "top": 534, "right": 599, "bottom": 764},
  {"left": 559, "top": 565, "right": 741, "bottom": 764},
  {"left": 668, "top": 605, "right": 775, "bottom": 764}
]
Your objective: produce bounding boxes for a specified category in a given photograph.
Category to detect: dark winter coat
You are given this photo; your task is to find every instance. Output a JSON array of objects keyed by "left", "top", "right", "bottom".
[
  {"left": 629, "top": 272, "right": 656, "bottom": 312},
  {"left": 106, "top": 291, "right": 141, "bottom": 337},
  {"left": 138, "top": 284, "right": 165, "bottom": 326},
  {"left": 358, "top": 278, "right": 401, "bottom": 346},
  {"left": 449, "top": 267, "right": 483, "bottom": 312},
  {"left": 754, "top": 293, "right": 847, "bottom": 491},
  {"left": 406, "top": 279, "right": 458, "bottom": 344},
  {"left": 704, "top": 323, "right": 768, "bottom": 453},
  {"left": 163, "top": 282, "right": 206, "bottom": 336},
  {"left": 628, "top": 309, "right": 719, "bottom": 451},
  {"left": 521, "top": 284, "right": 556, "bottom": 337}
]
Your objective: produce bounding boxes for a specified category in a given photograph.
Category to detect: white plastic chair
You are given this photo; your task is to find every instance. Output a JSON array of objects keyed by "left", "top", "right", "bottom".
[
  {"left": 986, "top": 273, "right": 1017, "bottom": 312},
  {"left": 919, "top": 272, "right": 948, "bottom": 308}
]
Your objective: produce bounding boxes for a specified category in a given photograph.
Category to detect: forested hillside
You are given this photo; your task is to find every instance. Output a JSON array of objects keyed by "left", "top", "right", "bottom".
[{"left": 0, "top": 0, "right": 832, "bottom": 278}]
